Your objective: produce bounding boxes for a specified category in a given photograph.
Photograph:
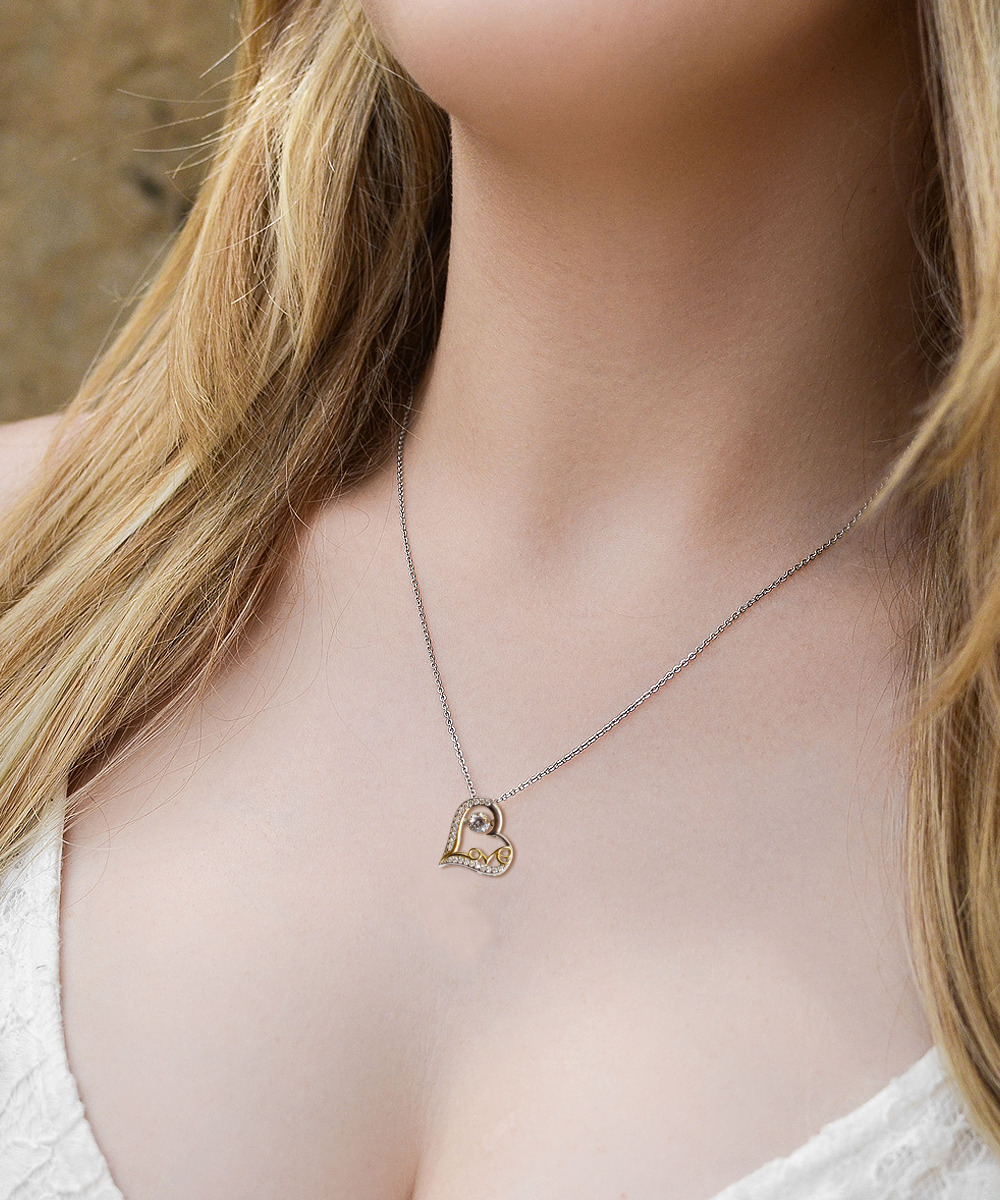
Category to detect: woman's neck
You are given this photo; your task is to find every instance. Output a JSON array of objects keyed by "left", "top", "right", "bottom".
[{"left": 404, "top": 6, "right": 930, "bottom": 572}]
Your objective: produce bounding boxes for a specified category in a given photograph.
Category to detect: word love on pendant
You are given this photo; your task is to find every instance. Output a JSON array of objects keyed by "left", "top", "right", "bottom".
[{"left": 440, "top": 799, "right": 514, "bottom": 876}]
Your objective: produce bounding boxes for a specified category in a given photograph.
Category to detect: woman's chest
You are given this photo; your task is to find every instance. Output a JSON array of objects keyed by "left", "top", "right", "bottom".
[
  {"left": 57, "top": 686, "right": 930, "bottom": 1200},
  {"left": 56, "top": 529, "right": 931, "bottom": 1198}
]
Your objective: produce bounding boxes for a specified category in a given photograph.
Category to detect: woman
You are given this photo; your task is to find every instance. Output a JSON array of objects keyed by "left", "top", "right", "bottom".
[{"left": 1, "top": 0, "right": 999, "bottom": 1195}]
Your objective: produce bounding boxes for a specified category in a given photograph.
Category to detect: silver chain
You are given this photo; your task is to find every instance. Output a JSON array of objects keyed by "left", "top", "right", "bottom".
[{"left": 396, "top": 407, "right": 876, "bottom": 805}]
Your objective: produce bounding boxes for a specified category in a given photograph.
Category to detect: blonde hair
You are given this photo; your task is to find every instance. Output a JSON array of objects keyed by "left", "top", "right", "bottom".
[{"left": 2, "top": 0, "right": 1000, "bottom": 1151}]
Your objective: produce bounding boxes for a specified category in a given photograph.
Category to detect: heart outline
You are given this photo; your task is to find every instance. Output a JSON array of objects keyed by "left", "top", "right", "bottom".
[{"left": 439, "top": 798, "right": 515, "bottom": 876}]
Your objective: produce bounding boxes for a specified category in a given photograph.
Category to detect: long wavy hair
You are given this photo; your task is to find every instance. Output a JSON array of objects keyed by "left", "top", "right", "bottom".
[{"left": 1, "top": 0, "right": 1000, "bottom": 1151}]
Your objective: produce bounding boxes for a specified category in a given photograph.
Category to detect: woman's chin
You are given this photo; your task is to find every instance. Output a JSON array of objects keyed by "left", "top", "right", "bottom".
[{"left": 359, "top": 0, "right": 895, "bottom": 154}]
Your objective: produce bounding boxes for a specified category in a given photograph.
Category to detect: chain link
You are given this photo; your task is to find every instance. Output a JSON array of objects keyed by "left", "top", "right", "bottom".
[{"left": 397, "top": 407, "right": 876, "bottom": 806}]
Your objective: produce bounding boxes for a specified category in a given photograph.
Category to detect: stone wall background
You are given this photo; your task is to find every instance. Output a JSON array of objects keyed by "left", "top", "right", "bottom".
[{"left": 0, "top": 0, "right": 238, "bottom": 422}]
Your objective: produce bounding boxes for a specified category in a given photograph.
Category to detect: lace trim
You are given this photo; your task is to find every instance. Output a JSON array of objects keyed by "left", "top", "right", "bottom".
[{"left": 0, "top": 789, "right": 124, "bottom": 1198}]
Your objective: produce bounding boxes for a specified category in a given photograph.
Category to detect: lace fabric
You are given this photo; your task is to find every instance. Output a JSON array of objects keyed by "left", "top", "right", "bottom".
[
  {"left": 711, "top": 1049, "right": 1000, "bottom": 1199},
  {"left": 0, "top": 795, "right": 122, "bottom": 1199},
  {"left": 1, "top": 790, "right": 999, "bottom": 1199}
]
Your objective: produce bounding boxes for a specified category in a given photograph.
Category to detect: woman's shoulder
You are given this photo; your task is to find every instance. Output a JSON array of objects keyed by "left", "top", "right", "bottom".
[{"left": 0, "top": 412, "right": 62, "bottom": 509}]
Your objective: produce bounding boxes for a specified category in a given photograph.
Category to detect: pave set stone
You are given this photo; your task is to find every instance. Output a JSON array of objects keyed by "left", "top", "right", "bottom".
[{"left": 440, "top": 853, "right": 507, "bottom": 875}]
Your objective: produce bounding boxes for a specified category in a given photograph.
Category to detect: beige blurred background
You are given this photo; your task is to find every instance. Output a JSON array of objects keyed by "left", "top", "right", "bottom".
[{"left": 0, "top": 0, "right": 238, "bottom": 423}]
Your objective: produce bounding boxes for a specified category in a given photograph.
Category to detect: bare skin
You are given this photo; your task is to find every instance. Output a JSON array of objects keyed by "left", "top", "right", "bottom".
[{"left": 6, "top": 0, "right": 940, "bottom": 1196}]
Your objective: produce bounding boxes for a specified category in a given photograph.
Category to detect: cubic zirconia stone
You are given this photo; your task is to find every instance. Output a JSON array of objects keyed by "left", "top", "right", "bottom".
[{"left": 467, "top": 811, "right": 494, "bottom": 835}]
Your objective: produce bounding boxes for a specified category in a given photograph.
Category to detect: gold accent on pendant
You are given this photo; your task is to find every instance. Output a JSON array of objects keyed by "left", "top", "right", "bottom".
[{"left": 440, "top": 799, "right": 514, "bottom": 876}]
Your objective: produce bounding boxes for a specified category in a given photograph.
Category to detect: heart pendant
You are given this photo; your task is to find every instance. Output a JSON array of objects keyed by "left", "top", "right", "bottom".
[{"left": 440, "top": 798, "right": 515, "bottom": 876}]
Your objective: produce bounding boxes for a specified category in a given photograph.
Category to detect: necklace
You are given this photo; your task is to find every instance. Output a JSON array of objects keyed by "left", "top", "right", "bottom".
[{"left": 396, "top": 410, "right": 874, "bottom": 878}]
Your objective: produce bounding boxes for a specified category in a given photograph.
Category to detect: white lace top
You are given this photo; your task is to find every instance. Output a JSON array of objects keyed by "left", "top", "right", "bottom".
[{"left": 2, "top": 792, "right": 1000, "bottom": 1200}]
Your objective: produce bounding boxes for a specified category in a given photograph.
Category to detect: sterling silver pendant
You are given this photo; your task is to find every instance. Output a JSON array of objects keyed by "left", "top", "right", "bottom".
[{"left": 439, "top": 798, "right": 514, "bottom": 876}]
